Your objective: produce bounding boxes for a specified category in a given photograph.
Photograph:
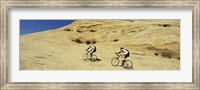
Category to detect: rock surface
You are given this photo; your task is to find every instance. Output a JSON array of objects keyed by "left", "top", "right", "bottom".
[{"left": 20, "top": 20, "right": 180, "bottom": 70}]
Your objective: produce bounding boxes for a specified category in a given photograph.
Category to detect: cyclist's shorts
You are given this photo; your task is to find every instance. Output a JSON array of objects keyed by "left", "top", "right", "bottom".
[{"left": 124, "top": 53, "right": 130, "bottom": 58}]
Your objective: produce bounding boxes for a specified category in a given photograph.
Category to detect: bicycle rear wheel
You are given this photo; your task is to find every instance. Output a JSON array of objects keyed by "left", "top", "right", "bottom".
[
  {"left": 82, "top": 53, "right": 88, "bottom": 60},
  {"left": 91, "top": 54, "right": 97, "bottom": 61},
  {"left": 124, "top": 60, "right": 133, "bottom": 69},
  {"left": 111, "top": 58, "right": 119, "bottom": 66}
]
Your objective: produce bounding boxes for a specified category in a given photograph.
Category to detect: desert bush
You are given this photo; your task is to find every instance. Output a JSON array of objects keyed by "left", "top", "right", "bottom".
[
  {"left": 154, "top": 53, "right": 159, "bottom": 56},
  {"left": 158, "top": 24, "right": 171, "bottom": 27},
  {"left": 85, "top": 40, "right": 96, "bottom": 44},
  {"left": 89, "top": 30, "right": 97, "bottom": 32},
  {"left": 113, "top": 39, "right": 119, "bottom": 42},
  {"left": 72, "top": 38, "right": 83, "bottom": 44},
  {"left": 130, "top": 30, "right": 136, "bottom": 32},
  {"left": 85, "top": 41, "right": 91, "bottom": 44},
  {"left": 64, "top": 28, "right": 72, "bottom": 31},
  {"left": 147, "top": 46, "right": 178, "bottom": 59}
]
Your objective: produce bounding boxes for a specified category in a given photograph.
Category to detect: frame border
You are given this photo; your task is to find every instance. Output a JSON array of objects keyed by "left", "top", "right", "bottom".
[{"left": 1, "top": 0, "right": 199, "bottom": 89}]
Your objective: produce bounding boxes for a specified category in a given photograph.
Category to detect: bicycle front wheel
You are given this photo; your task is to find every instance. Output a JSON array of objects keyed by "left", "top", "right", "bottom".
[
  {"left": 111, "top": 58, "right": 119, "bottom": 66},
  {"left": 82, "top": 53, "right": 88, "bottom": 60},
  {"left": 124, "top": 60, "right": 133, "bottom": 69}
]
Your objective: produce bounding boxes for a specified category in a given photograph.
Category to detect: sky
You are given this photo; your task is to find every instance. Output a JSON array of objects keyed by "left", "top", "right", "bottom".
[{"left": 20, "top": 20, "right": 74, "bottom": 35}]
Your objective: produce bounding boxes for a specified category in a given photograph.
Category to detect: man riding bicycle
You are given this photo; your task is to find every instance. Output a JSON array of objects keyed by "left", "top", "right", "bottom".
[
  {"left": 116, "top": 47, "right": 130, "bottom": 66},
  {"left": 86, "top": 43, "right": 96, "bottom": 60}
]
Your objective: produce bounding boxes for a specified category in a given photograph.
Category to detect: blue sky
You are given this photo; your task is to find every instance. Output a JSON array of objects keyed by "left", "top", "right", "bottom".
[{"left": 20, "top": 20, "right": 74, "bottom": 35}]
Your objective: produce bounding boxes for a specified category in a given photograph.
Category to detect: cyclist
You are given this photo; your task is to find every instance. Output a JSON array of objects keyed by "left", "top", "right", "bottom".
[
  {"left": 117, "top": 47, "right": 130, "bottom": 66},
  {"left": 86, "top": 43, "right": 96, "bottom": 60}
]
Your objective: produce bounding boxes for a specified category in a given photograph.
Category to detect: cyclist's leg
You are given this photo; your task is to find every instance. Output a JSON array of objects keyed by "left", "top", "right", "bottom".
[
  {"left": 122, "top": 54, "right": 128, "bottom": 66},
  {"left": 121, "top": 55, "right": 125, "bottom": 66},
  {"left": 121, "top": 59, "right": 125, "bottom": 66},
  {"left": 90, "top": 49, "right": 94, "bottom": 58}
]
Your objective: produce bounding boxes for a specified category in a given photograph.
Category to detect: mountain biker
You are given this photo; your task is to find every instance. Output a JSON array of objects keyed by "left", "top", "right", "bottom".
[
  {"left": 86, "top": 43, "right": 96, "bottom": 60},
  {"left": 117, "top": 47, "right": 130, "bottom": 66}
]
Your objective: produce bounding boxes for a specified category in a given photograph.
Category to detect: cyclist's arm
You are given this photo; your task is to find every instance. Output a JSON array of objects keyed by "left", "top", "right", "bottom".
[
  {"left": 116, "top": 51, "right": 123, "bottom": 56},
  {"left": 86, "top": 46, "right": 90, "bottom": 51}
]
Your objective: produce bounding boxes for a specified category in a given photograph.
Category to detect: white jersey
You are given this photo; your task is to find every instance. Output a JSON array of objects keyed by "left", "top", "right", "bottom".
[
  {"left": 90, "top": 44, "right": 95, "bottom": 51},
  {"left": 119, "top": 49, "right": 129, "bottom": 55},
  {"left": 87, "top": 44, "right": 96, "bottom": 53}
]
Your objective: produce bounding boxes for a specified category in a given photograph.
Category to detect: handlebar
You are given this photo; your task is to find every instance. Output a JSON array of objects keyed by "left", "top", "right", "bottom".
[{"left": 115, "top": 52, "right": 123, "bottom": 58}]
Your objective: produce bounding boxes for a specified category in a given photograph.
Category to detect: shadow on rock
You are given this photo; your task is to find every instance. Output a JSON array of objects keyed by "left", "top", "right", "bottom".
[{"left": 91, "top": 58, "right": 101, "bottom": 62}]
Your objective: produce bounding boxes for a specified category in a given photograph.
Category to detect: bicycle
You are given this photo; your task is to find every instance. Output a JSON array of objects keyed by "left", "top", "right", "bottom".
[
  {"left": 111, "top": 53, "right": 133, "bottom": 69},
  {"left": 82, "top": 52, "right": 97, "bottom": 61}
]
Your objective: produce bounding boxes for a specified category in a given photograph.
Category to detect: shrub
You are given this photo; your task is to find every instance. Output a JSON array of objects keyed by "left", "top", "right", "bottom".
[
  {"left": 73, "top": 38, "right": 83, "bottom": 44},
  {"left": 154, "top": 53, "right": 159, "bottom": 56},
  {"left": 113, "top": 39, "right": 119, "bottom": 42}
]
